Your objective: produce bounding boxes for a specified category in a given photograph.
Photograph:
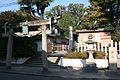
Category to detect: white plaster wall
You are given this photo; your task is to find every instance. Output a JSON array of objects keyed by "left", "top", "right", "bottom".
[
  {"left": 61, "top": 59, "right": 108, "bottom": 69},
  {"left": 95, "top": 59, "right": 108, "bottom": 68}
]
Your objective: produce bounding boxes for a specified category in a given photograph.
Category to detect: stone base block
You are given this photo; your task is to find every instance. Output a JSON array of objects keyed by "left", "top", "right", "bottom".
[{"left": 82, "top": 63, "right": 98, "bottom": 73}]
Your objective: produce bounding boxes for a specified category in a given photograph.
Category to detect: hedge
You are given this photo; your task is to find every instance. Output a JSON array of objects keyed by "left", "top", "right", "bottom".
[
  {"left": 64, "top": 52, "right": 88, "bottom": 59},
  {"left": 93, "top": 51, "right": 106, "bottom": 59},
  {"left": 64, "top": 51, "right": 106, "bottom": 59}
]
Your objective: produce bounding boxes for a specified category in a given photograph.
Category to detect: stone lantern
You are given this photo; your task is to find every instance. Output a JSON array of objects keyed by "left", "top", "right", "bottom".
[
  {"left": 83, "top": 34, "right": 98, "bottom": 73},
  {"left": 86, "top": 34, "right": 96, "bottom": 63}
]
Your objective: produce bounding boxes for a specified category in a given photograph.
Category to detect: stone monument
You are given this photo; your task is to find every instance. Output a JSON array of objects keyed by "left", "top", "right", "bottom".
[
  {"left": 83, "top": 34, "right": 98, "bottom": 73},
  {"left": 109, "top": 47, "right": 117, "bottom": 71}
]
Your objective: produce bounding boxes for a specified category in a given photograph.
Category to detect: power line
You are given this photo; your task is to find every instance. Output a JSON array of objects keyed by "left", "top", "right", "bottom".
[{"left": 0, "top": 2, "right": 18, "bottom": 8}]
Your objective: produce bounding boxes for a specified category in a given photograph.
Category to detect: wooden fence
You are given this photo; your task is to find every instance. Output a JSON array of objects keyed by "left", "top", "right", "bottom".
[{"left": 76, "top": 40, "right": 120, "bottom": 54}]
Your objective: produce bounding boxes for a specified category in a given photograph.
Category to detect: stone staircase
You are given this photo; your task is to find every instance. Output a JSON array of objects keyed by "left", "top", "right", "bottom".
[{"left": 23, "top": 54, "right": 60, "bottom": 68}]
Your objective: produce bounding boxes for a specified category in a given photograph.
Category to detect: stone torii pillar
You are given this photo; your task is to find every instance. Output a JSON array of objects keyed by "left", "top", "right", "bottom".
[
  {"left": 6, "top": 28, "right": 13, "bottom": 69},
  {"left": 42, "top": 24, "right": 48, "bottom": 72},
  {"left": 68, "top": 26, "right": 73, "bottom": 53}
]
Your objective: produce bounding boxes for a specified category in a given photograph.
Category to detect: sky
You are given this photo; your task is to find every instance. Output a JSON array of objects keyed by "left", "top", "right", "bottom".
[{"left": 0, "top": 0, "right": 90, "bottom": 12}]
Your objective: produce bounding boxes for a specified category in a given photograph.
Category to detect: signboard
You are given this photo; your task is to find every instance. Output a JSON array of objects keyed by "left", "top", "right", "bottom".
[{"left": 22, "top": 24, "right": 29, "bottom": 35}]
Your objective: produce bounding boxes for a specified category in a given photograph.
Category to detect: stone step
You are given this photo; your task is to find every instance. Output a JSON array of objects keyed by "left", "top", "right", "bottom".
[
  {"left": 26, "top": 61, "right": 42, "bottom": 63},
  {"left": 25, "top": 62, "right": 58, "bottom": 65},
  {"left": 23, "top": 64, "right": 59, "bottom": 68},
  {"left": 23, "top": 55, "right": 60, "bottom": 68}
]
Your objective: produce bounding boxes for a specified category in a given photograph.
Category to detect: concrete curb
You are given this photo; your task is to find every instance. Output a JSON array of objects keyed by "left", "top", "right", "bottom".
[{"left": 0, "top": 70, "right": 120, "bottom": 80}]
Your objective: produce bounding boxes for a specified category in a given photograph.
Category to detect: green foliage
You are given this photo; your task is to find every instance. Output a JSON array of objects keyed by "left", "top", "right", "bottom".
[
  {"left": 0, "top": 38, "right": 7, "bottom": 58},
  {"left": 93, "top": 51, "right": 106, "bottom": 59},
  {"left": 13, "top": 37, "right": 37, "bottom": 58},
  {"left": 89, "top": 0, "right": 120, "bottom": 29},
  {"left": 0, "top": 10, "right": 35, "bottom": 25},
  {"left": 0, "top": 37, "right": 37, "bottom": 58},
  {"left": 80, "top": 1, "right": 107, "bottom": 29},
  {"left": 64, "top": 52, "right": 88, "bottom": 59},
  {"left": 67, "top": 4, "right": 85, "bottom": 29},
  {"left": 18, "top": 0, "right": 53, "bottom": 19},
  {"left": 45, "top": 3, "right": 85, "bottom": 36},
  {"left": 59, "top": 12, "right": 76, "bottom": 37},
  {"left": 45, "top": 5, "right": 66, "bottom": 18},
  {"left": 0, "top": 11, "right": 23, "bottom": 25},
  {"left": 112, "top": 30, "right": 120, "bottom": 42}
]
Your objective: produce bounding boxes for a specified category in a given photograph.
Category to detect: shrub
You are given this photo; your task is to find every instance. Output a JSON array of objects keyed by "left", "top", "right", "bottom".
[
  {"left": 64, "top": 52, "right": 88, "bottom": 59},
  {"left": 0, "top": 37, "right": 37, "bottom": 58},
  {"left": 93, "top": 51, "right": 106, "bottom": 59}
]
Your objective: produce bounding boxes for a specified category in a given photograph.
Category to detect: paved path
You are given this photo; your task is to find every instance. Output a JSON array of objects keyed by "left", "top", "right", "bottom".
[
  {"left": 0, "top": 66, "right": 120, "bottom": 80},
  {"left": 0, "top": 72, "right": 91, "bottom": 80}
]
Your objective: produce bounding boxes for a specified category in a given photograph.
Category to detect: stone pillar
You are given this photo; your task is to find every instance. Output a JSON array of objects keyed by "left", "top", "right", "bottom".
[
  {"left": 109, "top": 47, "right": 117, "bottom": 71},
  {"left": 6, "top": 28, "right": 13, "bottom": 69},
  {"left": 42, "top": 24, "right": 48, "bottom": 71},
  {"left": 68, "top": 26, "right": 73, "bottom": 53}
]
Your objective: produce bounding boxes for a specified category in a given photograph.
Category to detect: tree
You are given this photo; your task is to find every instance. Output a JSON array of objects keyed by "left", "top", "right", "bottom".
[
  {"left": 112, "top": 30, "right": 120, "bottom": 42},
  {"left": 45, "top": 5, "right": 66, "bottom": 18},
  {"left": 0, "top": 10, "right": 34, "bottom": 25},
  {"left": 67, "top": 3, "right": 85, "bottom": 29},
  {"left": 80, "top": 1, "right": 107, "bottom": 29},
  {"left": 18, "top": 0, "right": 53, "bottom": 20},
  {"left": 89, "top": 0, "right": 120, "bottom": 29},
  {"left": 45, "top": 4, "right": 85, "bottom": 36},
  {"left": 59, "top": 12, "right": 75, "bottom": 37}
]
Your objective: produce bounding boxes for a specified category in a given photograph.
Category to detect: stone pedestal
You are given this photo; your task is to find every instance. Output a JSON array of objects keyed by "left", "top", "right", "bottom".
[
  {"left": 83, "top": 50, "right": 98, "bottom": 73},
  {"left": 87, "top": 50, "right": 95, "bottom": 63}
]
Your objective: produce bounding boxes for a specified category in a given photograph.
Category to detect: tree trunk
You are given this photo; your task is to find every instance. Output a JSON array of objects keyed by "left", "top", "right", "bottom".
[{"left": 40, "top": 7, "right": 45, "bottom": 20}]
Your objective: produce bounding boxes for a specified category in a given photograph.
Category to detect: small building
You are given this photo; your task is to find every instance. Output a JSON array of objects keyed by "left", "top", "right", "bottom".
[{"left": 76, "top": 28, "right": 114, "bottom": 52}]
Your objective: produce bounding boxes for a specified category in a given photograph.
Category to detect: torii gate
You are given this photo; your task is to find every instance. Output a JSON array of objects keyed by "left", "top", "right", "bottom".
[{"left": 2, "top": 16, "right": 61, "bottom": 71}]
